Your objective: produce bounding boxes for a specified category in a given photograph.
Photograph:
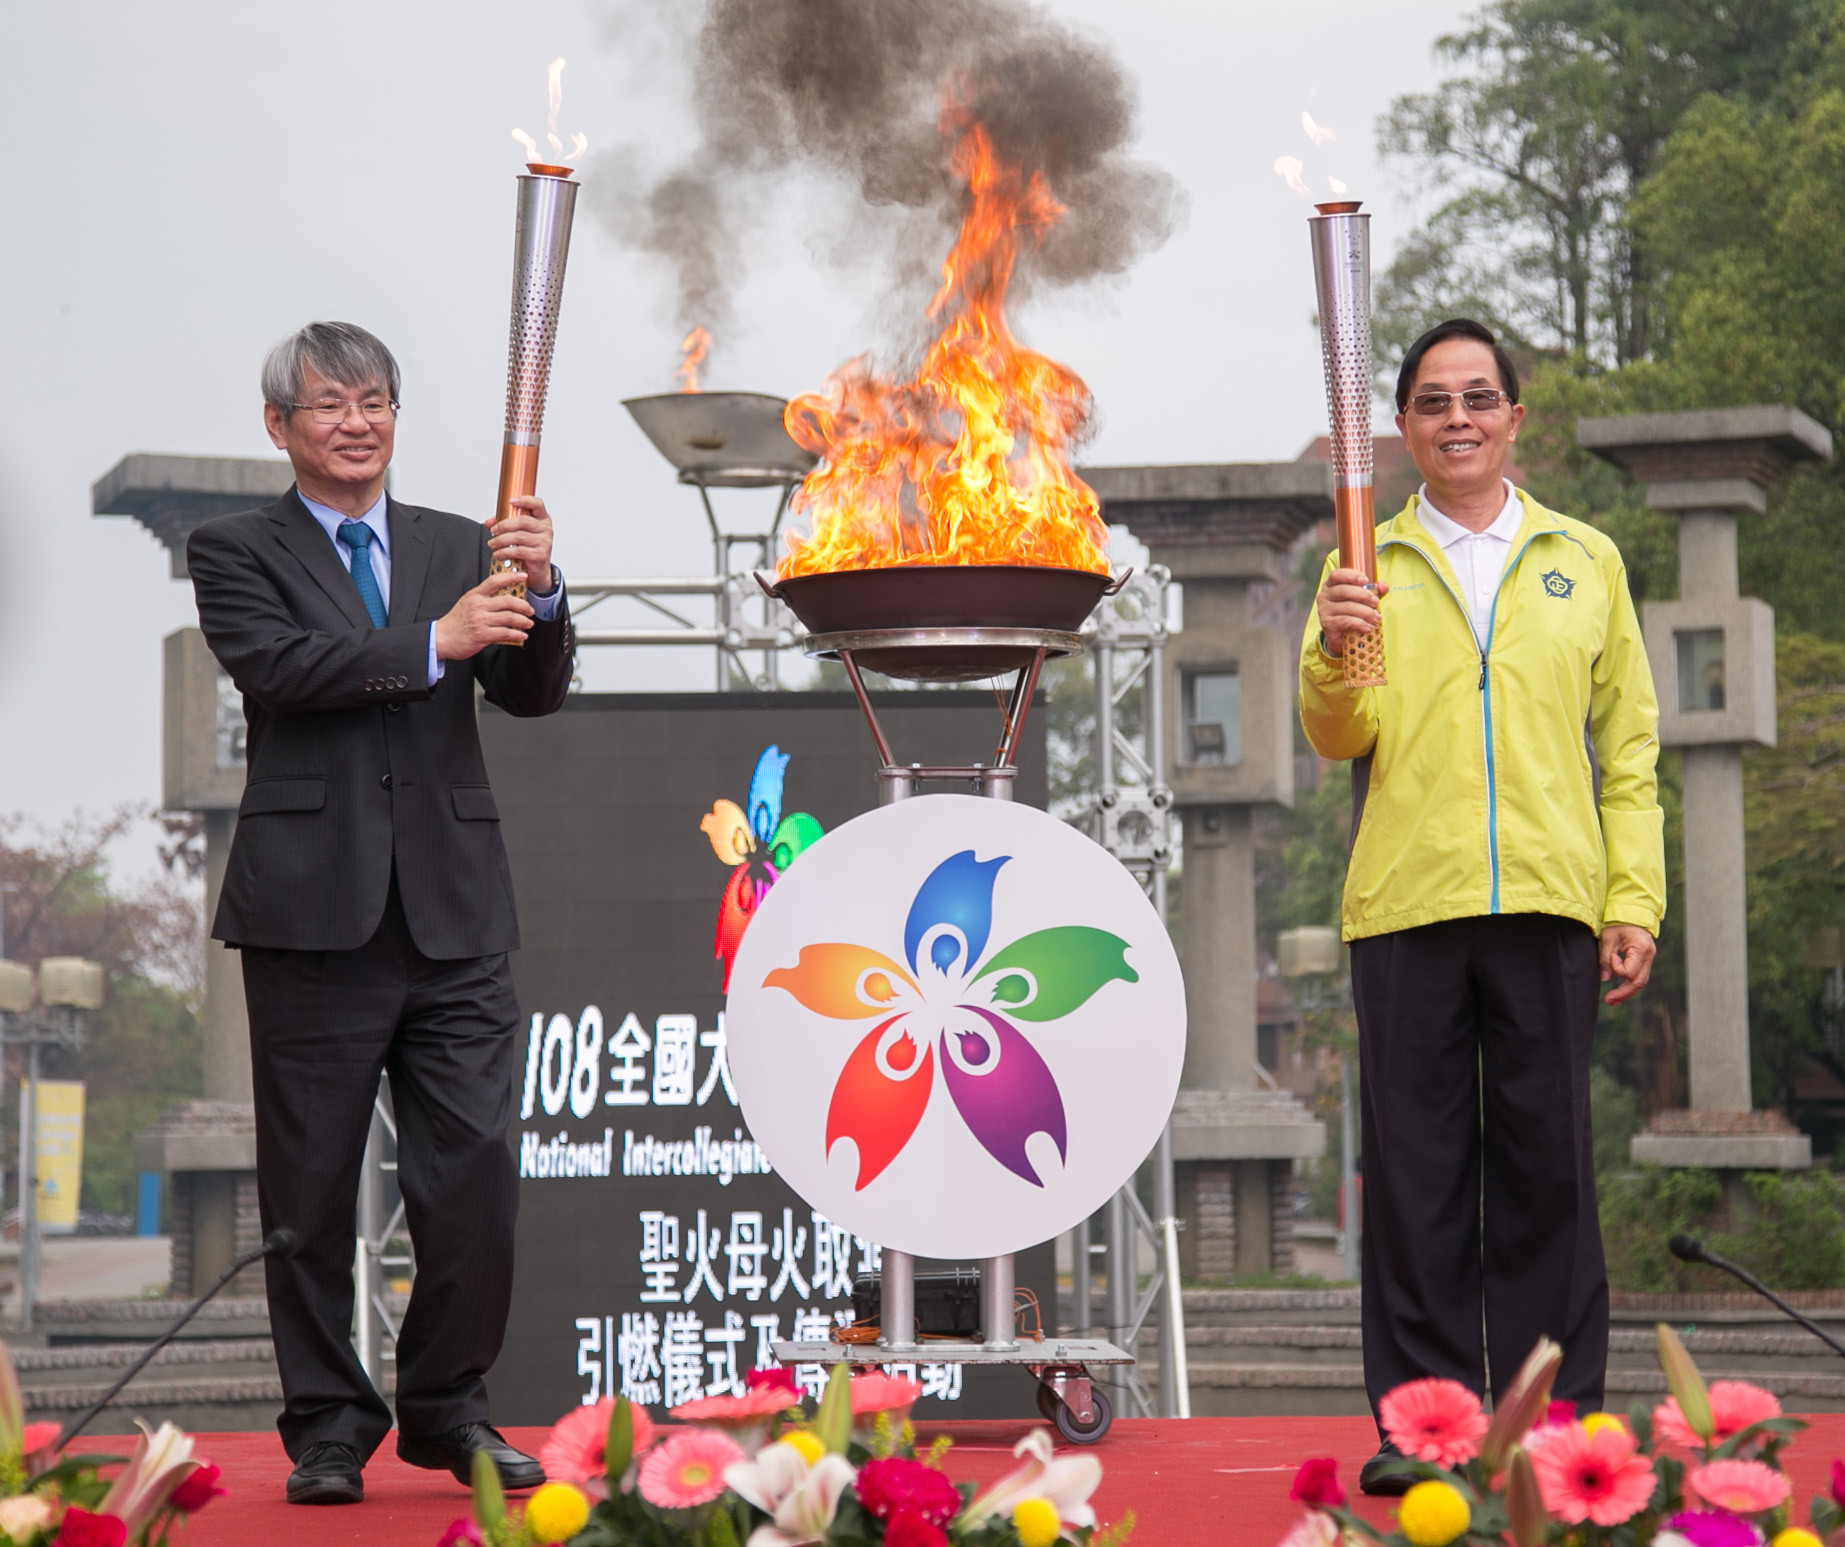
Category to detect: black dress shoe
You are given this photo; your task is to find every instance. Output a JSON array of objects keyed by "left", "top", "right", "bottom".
[
  {"left": 287, "top": 1440, "right": 365, "bottom": 1505},
  {"left": 397, "top": 1423, "right": 545, "bottom": 1491},
  {"left": 1359, "top": 1441, "right": 1416, "bottom": 1497}
]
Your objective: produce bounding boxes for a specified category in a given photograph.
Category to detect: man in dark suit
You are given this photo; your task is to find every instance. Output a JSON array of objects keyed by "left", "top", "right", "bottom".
[{"left": 187, "top": 321, "right": 574, "bottom": 1505}]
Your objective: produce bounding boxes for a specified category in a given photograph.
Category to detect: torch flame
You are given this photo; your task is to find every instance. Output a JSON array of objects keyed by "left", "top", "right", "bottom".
[
  {"left": 1327, "top": 174, "right": 1348, "bottom": 195},
  {"left": 777, "top": 105, "right": 1109, "bottom": 577},
  {"left": 677, "top": 326, "right": 711, "bottom": 393},
  {"left": 1301, "top": 111, "right": 1338, "bottom": 147},
  {"left": 1273, "top": 155, "right": 1311, "bottom": 200},
  {"left": 513, "top": 58, "right": 587, "bottom": 167}
]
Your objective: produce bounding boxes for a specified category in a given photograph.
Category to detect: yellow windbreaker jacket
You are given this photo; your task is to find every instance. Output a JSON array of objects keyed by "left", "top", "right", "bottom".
[{"left": 1299, "top": 489, "right": 1666, "bottom": 943}]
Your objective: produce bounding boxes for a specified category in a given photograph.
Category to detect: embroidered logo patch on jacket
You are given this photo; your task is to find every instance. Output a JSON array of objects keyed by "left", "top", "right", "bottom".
[{"left": 1540, "top": 568, "right": 1575, "bottom": 599}]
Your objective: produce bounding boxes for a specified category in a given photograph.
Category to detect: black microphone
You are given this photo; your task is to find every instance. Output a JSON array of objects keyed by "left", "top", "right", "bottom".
[
  {"left": 1669, "top": 1232, "right": 1845, "bottom": 1361},
  {"left": 53, "top": 1228, "right": 300, "bottom": 1451}
]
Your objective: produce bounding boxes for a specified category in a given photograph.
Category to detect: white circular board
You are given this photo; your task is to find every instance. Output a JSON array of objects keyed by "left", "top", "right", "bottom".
[{"left": 726, "top": 794, "right": 1185, "bottom": 1261}]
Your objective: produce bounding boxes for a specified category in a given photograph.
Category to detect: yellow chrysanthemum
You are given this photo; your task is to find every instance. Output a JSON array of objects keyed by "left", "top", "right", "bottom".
[
  {"left": 781, "top": 1430, "right": 826, "bottom": 1465},
  {"left": 1581, "top": 1412, "right": 1626, "bottom": 1440},
  {"left": 1398, "top": 1480, "right": 1471, "bottom": 1547},
  {"left": 525, "top": 1481, "right": 591, "bottom": 1544},
  {"left": 1773, "top": 1531, "right": 1824, "bottom": 1547},
  {"left": 1013, "top": 1495, "right": 1062, "bottom": 1547}
]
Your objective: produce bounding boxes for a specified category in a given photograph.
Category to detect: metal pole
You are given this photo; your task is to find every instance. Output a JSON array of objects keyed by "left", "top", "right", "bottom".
[
  {"left": 354, "top": 1098, "right": 385, "bottom": 1383},
  {"left": 1071, "top": 1215, "right": 1092, "bottom": 1337},
  {"left": 20, "top": 1040, "right": 39, "bottom": 1332},
  {"left": 1156, "top": 1122, "right": 1190, "bottom": 1418},
  {"left": 1340, "top": 1053, "right": 1359, "bottom": 1283},
  {"left": 980, "top": 1253, "right": 1017, "bottom": 1350},
  {"left": 1105, "top": 1187, "right": 1132, "bottom": 1374},
  {"left": 1093, "top": 636, "right": 1115, "bottom": 823},
  {"left": 875, "top": 747, "right": 917, "bottom": 1353}
]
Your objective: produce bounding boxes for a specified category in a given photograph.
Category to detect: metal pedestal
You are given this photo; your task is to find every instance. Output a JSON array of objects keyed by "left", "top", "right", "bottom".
[{"left": 769, "top": 637, "right": 1133, "bottom": 1443}]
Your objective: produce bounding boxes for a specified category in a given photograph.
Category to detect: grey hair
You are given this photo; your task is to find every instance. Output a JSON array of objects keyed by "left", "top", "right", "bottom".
[{"left": 261, "top": 321, "right": 401, "bottom": 412}]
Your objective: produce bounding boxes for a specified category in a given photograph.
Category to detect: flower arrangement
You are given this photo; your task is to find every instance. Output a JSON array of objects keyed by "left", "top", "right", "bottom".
[
  {"left": 0, "top": 1341, "right": 224, "bottom": 1545},
  {"left": 1277, "top": 1327, "right": 1845, "bottom": 1547},
  {"left": 449, "top": 1365, "right": 1134, "bottom": 1547}
]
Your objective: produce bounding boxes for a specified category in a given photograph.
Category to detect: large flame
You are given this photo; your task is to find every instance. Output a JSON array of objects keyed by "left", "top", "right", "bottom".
[
  {"left": 777, "top": 110, "right": 1110, "bottom": 577},
  {"left": 677, "top": 326, "right": 711, "bottom": 393}
]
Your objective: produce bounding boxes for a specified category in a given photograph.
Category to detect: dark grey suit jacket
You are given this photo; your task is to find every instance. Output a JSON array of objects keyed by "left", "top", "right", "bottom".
[{"left": 187, "top": 489, "right": 574, "bottom": 958}]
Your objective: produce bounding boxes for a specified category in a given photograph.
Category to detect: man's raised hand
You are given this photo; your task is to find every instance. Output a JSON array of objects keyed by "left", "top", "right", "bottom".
[
  {"left": 435, "top": 569, "right": 534, "bottom": 660},
  {"left": 1315, "top": 566, "right": 1389, "bottom": 656}
]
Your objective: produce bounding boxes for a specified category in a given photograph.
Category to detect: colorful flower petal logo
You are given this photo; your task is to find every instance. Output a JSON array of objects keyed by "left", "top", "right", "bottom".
[
  {"left": 762, "top": 849, "right": 1137, "bottom": 1189},
  {"left": 699, "top": 746, "right": 823, "bottom": 990}
]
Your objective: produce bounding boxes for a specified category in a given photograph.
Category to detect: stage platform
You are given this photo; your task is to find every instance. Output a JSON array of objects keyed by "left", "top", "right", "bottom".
[{"left": 97, "top": 1413, "right": 1845, "bottom": 1546}]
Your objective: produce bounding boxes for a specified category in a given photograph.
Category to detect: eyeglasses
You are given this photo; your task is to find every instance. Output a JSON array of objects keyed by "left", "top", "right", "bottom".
[
  {"left": 1408, "top": 389, "right": 1512, "bottom": 416},
  {"left": 290, "top": 399, "right": 399, "bottom": 425}
]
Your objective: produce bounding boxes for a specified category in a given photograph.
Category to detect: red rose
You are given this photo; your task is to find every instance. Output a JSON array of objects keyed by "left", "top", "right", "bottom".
[
  {"left": 436, "top": 1520, "right": 484, "bottom": 1547},
  {"left": 169, "top": 1461, "right": 227, "bottom": 1512},
  {"left": 55, "top": 1509, "right": 127, "bottom": 1547},
  {"left": 1833, "top": 1458, "right": 1845, "bottom": 1511},
  {"left": 746, "top": 1366, "right": 800, "bottom": 1398},
  {"left": 1290, "top": 1456, "right": 1345, "bottom": 1509},
  {"left": 884, "top": 1511, "right": 948, "bottom": 1547},
  {"left": 854, "top": 1457, "right": 961, "bottom": 1527},
  {"left": 1547, "top": 1400, "right": 1577, "bottom": 1427}
]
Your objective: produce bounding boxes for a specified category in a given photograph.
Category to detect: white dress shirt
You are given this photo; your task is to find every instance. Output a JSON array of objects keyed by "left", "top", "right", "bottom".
[
  {"left": 298, "top": 491, "right": 560, "bottom": 687},
  {"left": 1414, "top": 481, "right": 1524, "bottom": 651}
]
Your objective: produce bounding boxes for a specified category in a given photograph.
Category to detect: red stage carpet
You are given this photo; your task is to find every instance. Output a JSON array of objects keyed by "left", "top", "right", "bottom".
[{"left": 104, "top": 1414, "right": 1845, "bottom": 1546}]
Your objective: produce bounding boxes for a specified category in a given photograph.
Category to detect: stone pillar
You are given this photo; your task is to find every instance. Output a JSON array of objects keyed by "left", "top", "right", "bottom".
[
  {"left": 1084, "top": 462, "right": 1330, "bottom": 1280},
  {"left": 1578, "top": 407, "right": 1832, "bottom": 1171},
  {"left": 1179, "top": 806, "right": 1255, "bottom": 1092},
  {"left": 96, "top": 455, "right": 291, "bottom": 1295}
]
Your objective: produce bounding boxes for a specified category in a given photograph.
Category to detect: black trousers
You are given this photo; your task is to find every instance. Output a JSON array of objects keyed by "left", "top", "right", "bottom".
[
  {"left": 240, "top": 874, "right": 521, "bottom": 1461},
  {"left": 1351, "top": 912, "right": 1607, "bottom": 1429}
]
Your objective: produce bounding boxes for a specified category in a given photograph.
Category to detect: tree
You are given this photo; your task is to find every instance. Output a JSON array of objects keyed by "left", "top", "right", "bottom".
[
  {"left": 1376, "top": 0, "right": 1839, "bottom": 372},
  {"left": 0, "top": 810, "right": 204, "bottom": 1218}
]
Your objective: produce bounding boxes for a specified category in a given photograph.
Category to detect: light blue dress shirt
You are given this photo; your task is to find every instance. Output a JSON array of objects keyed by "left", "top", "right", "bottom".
[{"left": 298, "top": 491, "right": 561, "bottom": 688}]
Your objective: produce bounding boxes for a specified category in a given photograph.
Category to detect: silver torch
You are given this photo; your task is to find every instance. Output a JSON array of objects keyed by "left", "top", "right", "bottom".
[
  {"left": 1309, "top": 200, "right": 1384, "bottom": 688},
  {"left": 492, "top": 159, "right": 580, "bottom": 613}
]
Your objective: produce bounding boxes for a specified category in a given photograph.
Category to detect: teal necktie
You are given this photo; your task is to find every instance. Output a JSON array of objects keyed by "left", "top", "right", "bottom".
[{"left": 336, "top": 520, "right": 388, "bottom": 628}]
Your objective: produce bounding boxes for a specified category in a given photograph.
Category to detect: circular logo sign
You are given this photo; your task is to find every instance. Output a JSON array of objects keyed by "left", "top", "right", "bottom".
[{"left": 726, "top": 794, "right": 1185, "bottom": 1260}]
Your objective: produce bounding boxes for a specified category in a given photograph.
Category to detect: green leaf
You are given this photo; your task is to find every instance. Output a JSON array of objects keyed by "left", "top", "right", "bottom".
[
  {"left": 703, "top": 1501, "right": 740, "bottom": 1547},
  {"left": 816, "top": 1363, "right": 852, "bottom": 1455},
  {"left": 768, "top": 813, "right": 824, "bottom": 871},
  {"left": 472, "top": 1447, "right": 506, "bottom": 1532},
  {"left": 973, "top": 928, "right": 1137, "bottom": 1021},
  {"left": 606, "top": 1395, "right": 634, "bottom": 1484}
]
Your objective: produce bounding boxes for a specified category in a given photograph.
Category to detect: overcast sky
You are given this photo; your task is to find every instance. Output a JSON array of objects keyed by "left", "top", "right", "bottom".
[{"left": 0, "top": 1, "right": 1448, "bottom": 876}]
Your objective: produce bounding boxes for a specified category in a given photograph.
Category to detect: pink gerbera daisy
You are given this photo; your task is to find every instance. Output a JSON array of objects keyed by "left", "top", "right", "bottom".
[
  {"left": 1379, "top": 1378, "right": 1489, "bottom": 1466},
  {"left": 638, "top": 1428, "right": 745, "bottom": 1510},
  {"left": 1688, "top": 1459, "right": 1791, "bottom": 1515},
  {"left": 540, "top": 1398, "right": 658, "bottom": 1494},
  {"left": 1530, "top": 1423, "right": 1657, "bottom": 1526},
  {"left": 672, "top": 1386, "right": 800, "bottom": 1424},
  {"left": 1654, "top": 1383, "right": 1783, "bottom": 1451},
  {"left": 851, "top": 1372, "right": 923, "bottom": 1416}
]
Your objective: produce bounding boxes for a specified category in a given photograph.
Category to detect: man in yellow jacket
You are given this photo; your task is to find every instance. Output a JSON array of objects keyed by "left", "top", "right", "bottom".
[{"left": 1300, "top": 319, "right": 1665, "bottom": 1495}]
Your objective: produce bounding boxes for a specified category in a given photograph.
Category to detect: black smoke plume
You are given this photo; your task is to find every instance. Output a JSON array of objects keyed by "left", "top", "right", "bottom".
[{"left": 592, "top": 0, "right": 1186, "bottom": 367}]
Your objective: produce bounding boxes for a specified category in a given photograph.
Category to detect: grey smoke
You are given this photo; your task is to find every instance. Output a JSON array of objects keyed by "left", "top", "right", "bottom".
[{"left": 591, "top": 0, "right": 1186, "bottom": 368}]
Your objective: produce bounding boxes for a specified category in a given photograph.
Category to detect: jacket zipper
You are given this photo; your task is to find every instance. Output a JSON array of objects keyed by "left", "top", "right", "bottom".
[{"left": 1379, "top": 527, "right": 1562, "bottom": 915}]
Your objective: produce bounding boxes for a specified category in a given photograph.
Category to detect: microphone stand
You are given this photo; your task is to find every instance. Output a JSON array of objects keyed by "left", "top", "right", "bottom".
[
  {"left": 52, "top": 1228, "right": 297, "bottom": 1451},
  {"left": 1669, "top": 1232, "right": 1845, "bottom": 1361}
]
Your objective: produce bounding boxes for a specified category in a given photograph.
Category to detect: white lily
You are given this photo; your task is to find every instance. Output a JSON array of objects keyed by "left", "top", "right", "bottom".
[
  {"left": 725, "top": 1442, "right": 855, "bottom": 1547},
  {"left": 99, "top": 1420, "right": 197, "bottom": 1536},
  {"left": 962, "top": 1429, "right": 1101, "bottom": 1530},
  {"left": 0, "top": 1496, "right": 53, "bottom": 1539},
  {"left": 1279, "top": 1511, "right": 1341, "bottom": 1547}
]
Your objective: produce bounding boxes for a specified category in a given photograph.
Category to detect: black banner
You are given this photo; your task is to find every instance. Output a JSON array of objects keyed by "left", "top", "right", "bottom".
[{"left": 481, "top": 692, "right": 1054, "bottom": 1425}]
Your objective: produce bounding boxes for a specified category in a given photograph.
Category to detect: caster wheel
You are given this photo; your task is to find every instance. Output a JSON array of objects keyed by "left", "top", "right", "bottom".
[
  {"left": 1052, "top": 1385, "right": 1112, "bottom": 1444},
  {"left": 1036, "top": 1382, "right": 1060, "bottom": 1422}
]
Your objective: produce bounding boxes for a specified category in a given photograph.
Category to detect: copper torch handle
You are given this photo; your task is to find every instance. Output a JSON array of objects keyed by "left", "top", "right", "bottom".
[{"left": 491, "top": 438, "right": 538, "bottom": 608}]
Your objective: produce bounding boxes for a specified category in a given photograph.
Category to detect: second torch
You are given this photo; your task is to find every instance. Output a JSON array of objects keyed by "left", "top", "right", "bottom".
[{"left": 494, "top": 161, "right": 580, "bottom": 615}]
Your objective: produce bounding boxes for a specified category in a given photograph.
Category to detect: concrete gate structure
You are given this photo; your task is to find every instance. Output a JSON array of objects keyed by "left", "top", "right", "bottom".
[{"left": 1086, "top": 463, "right": 1328, "bottom": 1281}]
